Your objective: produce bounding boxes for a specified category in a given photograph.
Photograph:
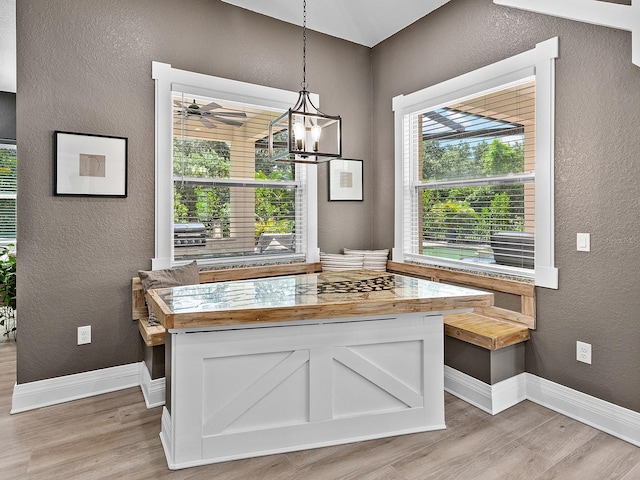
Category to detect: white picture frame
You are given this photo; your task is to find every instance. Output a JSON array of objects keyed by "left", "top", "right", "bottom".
[{"left": 328, "top": 159, "right": 363, "bottom": 201}]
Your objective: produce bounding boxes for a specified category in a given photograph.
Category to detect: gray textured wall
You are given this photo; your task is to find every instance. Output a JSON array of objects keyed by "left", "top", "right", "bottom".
[
  {"left": 16, "top": 0, "right": 640, "bottom": 414},
  {"left": 371, "top": 0, "right": 640, "bottom": 411},
  {"left": 15, "top": 0, "right": 372, "bottom": 383},
  {"left": 0, "top": 91, "right": 16, "bottom": 142}
]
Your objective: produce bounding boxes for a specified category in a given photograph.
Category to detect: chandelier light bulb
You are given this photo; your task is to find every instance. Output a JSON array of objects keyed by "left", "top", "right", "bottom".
[
  {"left": 293, "top": 120, "right": 305, "bottom": 150},
  {"left": 311, "top": 124, "right": 321, "bottom": 151}
]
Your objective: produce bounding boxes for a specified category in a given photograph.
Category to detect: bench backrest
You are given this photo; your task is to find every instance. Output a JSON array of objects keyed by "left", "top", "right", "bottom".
[{"left": 386, "top": 261, "right": 535, "bottom": 329}]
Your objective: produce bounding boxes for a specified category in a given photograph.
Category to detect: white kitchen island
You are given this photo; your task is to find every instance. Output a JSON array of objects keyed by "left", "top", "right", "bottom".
[{"left": 147, "top": 270, "right": 493, "bottom": 470}]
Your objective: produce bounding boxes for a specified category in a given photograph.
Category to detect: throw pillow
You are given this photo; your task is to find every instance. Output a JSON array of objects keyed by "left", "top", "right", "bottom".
[
  {"left": 343, "top": 248, "right": 389, "bottom": 271},
  {"left": 138, "top": 261, "right": 200, "bottom": 325},
  {"left": 320, "top": 253, "right": 365, "bottom": 272}
]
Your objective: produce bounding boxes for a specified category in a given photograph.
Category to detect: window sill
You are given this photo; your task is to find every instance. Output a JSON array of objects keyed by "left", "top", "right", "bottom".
[{"left": 402, "top": 255, "right": 535, "bottom": 285}]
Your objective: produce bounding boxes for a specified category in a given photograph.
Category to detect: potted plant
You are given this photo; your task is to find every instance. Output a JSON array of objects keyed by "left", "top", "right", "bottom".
[{"left": 0, "top": 245, "right": 16, "bottom": 340}]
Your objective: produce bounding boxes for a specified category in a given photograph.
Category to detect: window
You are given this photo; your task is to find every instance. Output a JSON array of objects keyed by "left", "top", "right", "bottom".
[
  {"left": 415, "top": 81, "right": 535, "bottom": 268},
  {"left": 153, "top": 63, "right": 319, "bottom": 269},
  {"left": 0, "top": 144, "right": 16, "bottom": 245},
  {"left": 172, "top": 93, "right": 302, "bottom": 262},
  {"left": 393, "top": 38, "right": 558, "bottom": 288}
]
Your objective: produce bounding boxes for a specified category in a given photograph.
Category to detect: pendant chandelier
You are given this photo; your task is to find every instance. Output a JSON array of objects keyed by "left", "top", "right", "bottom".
[{"left": 268, "top": 0, "right": 342, "bottom": 164}]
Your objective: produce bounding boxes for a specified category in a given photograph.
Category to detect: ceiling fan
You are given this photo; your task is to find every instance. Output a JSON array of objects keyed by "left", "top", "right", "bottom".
[{"left": 173, "top": 99, "right": 247, "bottom": 129}]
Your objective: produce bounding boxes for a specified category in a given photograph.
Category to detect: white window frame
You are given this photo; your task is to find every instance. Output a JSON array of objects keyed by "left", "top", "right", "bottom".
[
  {"left": 392, "top": 37, "right": 559, "bottom": 289},
  {"left": 152, "top": 62, "right": 319, "bottom": 270}
]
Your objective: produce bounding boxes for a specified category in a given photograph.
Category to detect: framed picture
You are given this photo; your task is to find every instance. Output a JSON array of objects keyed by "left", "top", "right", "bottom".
[
  {"left": 54, "top": 131, "right": 128, "bottom": 197},
  {"left": 328, "top": 159, "right": 363, "bottom": 201}
]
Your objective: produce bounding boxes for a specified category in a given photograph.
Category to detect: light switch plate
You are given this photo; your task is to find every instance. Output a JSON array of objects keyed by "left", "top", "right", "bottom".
[{"left": 577, "top": 233, "right": 590, "bottom": 252}]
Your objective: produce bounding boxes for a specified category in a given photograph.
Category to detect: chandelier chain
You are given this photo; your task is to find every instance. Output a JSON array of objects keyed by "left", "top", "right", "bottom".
[{"left": 302, "top": 0, "right": 308, "bottom": 91}]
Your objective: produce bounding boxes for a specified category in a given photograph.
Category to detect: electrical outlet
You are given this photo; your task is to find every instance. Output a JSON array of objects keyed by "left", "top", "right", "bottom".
[
  {"left": 576, "top": 341, "right": 591, "bottom": 364},
  {"left": 77, "top": 325, "right": 91, "bottom": 345}
]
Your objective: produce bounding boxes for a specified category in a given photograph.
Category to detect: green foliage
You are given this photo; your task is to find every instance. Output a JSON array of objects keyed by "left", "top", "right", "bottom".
[
  {"left": 422, "top": 200, "right": 478, "bottom": 242},
  {"left": 482, "top": 192, "right": 520, "bottom": 231},
  {"left": 481, "top": 139, "right": 524, "bottom": 175},
  {"left": 254, "top": 171, "right": 295, "bottom": 239},
  {"left": 0, "top": 245, "right": 16, "bottom": 339},
  {"left": 422, "top": 138, "right": 524, "bottom": 181},
  {"left": 422, "top": 141, "right": 482, "bottom": 181},
  {"left": 421, "top": 136, "right": 526, "bottom": 244},
  {"left": 172, "top": 138, "right": 296, "bottom": 246},
  {"left": 173, "top": 138, "right": 230, "bottom": 178},
  {"left": 173, "top": 189, "right": 189, "bottom": 223},
  {"left": 174, "top": 184, "right": 230, "bottom": 237},
  {"left": 0, "top": 146, "right": 16, "bottom": 177},
  {"left": 173, "top": 139, "right": 231, "bottom": 236},
  {"left": 255, "top": 131, "right": 295, "bottom": 180},
  {"left": 0, "top": 245, "right": 16, "bottom": 310}
]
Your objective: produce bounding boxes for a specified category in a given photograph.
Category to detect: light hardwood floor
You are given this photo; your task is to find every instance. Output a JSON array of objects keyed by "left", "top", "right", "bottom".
[{"left": 1, "top": 341, "right": 639, "bottom": 479}]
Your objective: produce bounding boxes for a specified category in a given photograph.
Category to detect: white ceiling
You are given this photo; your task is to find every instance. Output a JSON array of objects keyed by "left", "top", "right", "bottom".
[{"left": 220, "top": 0, "right": 451, "bottom": 47}]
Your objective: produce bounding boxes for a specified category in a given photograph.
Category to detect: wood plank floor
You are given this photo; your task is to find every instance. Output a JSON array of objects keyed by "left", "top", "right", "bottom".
[{"left": 1, "top": 341, "right": 639, "bottom": 479}]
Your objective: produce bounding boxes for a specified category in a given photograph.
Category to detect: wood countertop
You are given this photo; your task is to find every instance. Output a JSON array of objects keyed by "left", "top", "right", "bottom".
[{"left": 147, "top": 270, "right": 494, "bottom": 330}]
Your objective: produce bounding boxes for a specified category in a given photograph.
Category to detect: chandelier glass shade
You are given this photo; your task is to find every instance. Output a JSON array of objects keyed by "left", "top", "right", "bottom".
[{"left": 268, "top": 91, "right": 342, "bottom": 164}]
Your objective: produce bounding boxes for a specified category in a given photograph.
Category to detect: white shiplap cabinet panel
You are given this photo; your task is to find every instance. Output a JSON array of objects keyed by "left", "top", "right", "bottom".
[{"left": 160, "top": 314, "right": 445, "bottom": 469}]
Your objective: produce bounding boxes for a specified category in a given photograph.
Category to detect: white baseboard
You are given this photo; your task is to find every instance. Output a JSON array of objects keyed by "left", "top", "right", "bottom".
[
  {"left": 526, "top": 374, "right": 640, "bottom": 448},
  {"left": 444, "top": 365, "right": 527, "bottom": 415},
  {"left": 444, "top": 367, "right": 640, "bottom": 447},
  {"left": 12, "top": 361, "right": 166, "bottom": 413},
  {"left": 11, "top": 362, "right": 141, "bottom": 414},
  {"left": 11, "top": 363, "right": 640, "bottom": 449},
  {"left": 139, "top": 362, "right": 166, "bottom": 409}
]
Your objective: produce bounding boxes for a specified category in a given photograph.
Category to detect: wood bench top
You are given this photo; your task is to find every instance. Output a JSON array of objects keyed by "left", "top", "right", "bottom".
[
  {"left": 138, "top": 319, "right": 166, "bottom": 347},
  {"left": 444, "top": 312, "right": 530, "bottom": 350},
  {"left": 140, "top": 310, "right": 530, "bottom": 350}
]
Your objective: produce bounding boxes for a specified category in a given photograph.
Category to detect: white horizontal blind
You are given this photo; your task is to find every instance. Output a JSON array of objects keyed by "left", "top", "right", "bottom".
[
  {"left": 407, "top": 79, "right": 536, "bottom": 271},
  {"left": 0, "top": 144, "right": 16, "bottom": 244},
  {"left": 172, "top": 92, "right": 303, "bottom": 262}
]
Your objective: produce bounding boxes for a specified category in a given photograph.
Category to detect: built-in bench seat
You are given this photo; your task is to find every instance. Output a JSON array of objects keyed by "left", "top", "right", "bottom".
[
  {"left": 133, "top": 261, "right": 534, "bottom": 354},
  {"left": 138, "top": 321, "right": 166, "bottom": 347},
  {"left": 443, "top": 310, "right": 530, "bottom": 350},
  {"left": 386, "top": 262, "right": 534, "bottom": 345},
  {"left": 385, "top": 260, "right": 534, "bottom": 387},
  {"left": 385, "top": 261, "right": 535, "bottom": 327}
]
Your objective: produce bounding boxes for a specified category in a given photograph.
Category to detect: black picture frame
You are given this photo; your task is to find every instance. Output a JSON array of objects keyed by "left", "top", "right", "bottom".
[{"left": 54, "top": 131, "right": 128, "bottom": 197}]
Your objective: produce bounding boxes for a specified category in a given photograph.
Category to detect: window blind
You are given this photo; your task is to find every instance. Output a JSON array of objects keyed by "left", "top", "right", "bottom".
[
  {"left": 0, "top": 144, "right": 17, "bottom": 243},
  {"left": 171, "top": 93, "right": 304, "bottom": 262},
  {"left": 405, "top": 79, "right": 536, "bottom": 271}
]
